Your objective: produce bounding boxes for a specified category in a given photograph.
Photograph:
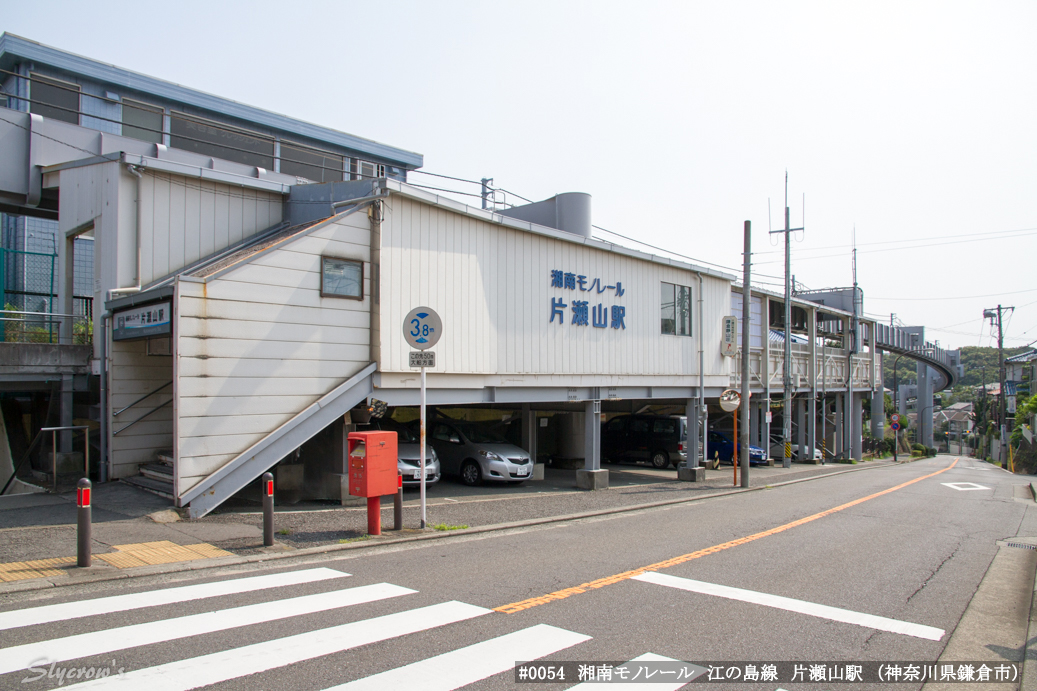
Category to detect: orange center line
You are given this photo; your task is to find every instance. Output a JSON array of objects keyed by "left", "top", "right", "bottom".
[{"left": 495, "top": 459, "right": 959, "bottom": 614}]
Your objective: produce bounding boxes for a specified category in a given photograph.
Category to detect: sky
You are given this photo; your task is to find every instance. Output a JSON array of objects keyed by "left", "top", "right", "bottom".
[{"left": 5, "top": 1, "right": 1036, "bottom": 351}]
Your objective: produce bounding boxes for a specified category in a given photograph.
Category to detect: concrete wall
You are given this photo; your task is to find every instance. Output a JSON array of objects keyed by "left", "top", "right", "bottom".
[{"left": 174, "top": 212, "right": 372, "bottom": 496}]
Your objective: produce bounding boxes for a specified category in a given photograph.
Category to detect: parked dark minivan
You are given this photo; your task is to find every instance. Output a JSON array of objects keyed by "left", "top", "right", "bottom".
[{"left": 600, "top": 414, "right": 686, "bottom": 469}]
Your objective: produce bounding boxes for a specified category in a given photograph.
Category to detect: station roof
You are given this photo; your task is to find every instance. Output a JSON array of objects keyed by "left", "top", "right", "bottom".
[{"left": 0, "top": 33, "right": 423, "bottom": 169}]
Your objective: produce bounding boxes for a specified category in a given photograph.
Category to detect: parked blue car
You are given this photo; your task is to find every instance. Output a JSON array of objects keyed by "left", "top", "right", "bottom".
[{"left": 707, "top": 431, "right": 768, "bottom": 466}]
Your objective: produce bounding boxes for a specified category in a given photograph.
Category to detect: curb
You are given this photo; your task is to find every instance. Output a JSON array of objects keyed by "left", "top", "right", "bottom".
[{"left": 0, "top": 459, "right": 906, "bottom": 594}]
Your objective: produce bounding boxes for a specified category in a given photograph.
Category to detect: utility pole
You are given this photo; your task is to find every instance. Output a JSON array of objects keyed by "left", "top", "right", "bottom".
[
  {"left": 740, "top": 220, "right": 751, "bottom": 488},
  {"left": 984, "top": 305, "right": 1014, "bottom": 469},
  {"left": 769, "top": 173, "right": 804, "bottom": 469},
  {"left": 846, "top": 240, "right": 859, "bottom": 459}
]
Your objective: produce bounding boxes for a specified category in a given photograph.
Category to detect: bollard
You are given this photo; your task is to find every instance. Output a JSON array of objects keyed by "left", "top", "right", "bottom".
[
  {"left": 77, "top": 478, "right": 91, "bottom": 567},
  {"left": 367, "top": 496, "right": 381, "bottom": 536},
  {"left": 393, "top": 473, "right": 403, "bottom": 530},
  {"left": 262, "top": 472, "right": 274, "bottom": 547}
]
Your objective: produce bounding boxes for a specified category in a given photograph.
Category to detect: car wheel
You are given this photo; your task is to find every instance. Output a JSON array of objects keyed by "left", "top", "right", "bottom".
[
  {"left": 650, "top": 450, "right": 669, "bottom": 469},
  {"left": 460, "top": 460, "right": 481, "bottom": 486}
]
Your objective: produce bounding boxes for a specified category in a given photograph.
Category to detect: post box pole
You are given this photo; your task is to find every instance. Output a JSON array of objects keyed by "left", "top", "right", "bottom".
[
  {"left": 77, "top": 478, "right": 91, "bottom": 567},
  {"left": 262, "top": 471, "right": 274, "bottom": 546},
  {"left": 393, "top": 473, "right": 403, "bottom": 530},
  {"left": 367, "top": 496, "right": 381, "bottom": 535}
]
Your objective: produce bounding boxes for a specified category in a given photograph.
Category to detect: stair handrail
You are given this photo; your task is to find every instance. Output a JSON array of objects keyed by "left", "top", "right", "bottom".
[
  {"left": 114, "top": 399, "right": 172, "bottom": 436},
  {"left": 113, "top": 381, "right": 172, "bottom": 417}
]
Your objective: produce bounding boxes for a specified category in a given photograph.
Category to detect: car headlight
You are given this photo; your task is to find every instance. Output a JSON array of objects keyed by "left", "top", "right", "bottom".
[{"left": 478, "top": 450, "right": 502, "bottom": 461}]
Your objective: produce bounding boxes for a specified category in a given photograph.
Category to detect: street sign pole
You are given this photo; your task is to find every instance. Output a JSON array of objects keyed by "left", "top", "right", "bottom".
[
  {"left": 404, "top": 307, "right": 443, "bottom": 532},
  {"left": 420, "top": 363, "right": 426, "bottom": 528}
]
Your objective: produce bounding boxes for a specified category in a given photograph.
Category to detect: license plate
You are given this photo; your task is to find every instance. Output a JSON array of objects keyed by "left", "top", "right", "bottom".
[
  {"left": 412, "top": 470, "right": 421, "bottom": 479},
  {"left": 516, "top": 466, "right": 529, "bottom": 475}
]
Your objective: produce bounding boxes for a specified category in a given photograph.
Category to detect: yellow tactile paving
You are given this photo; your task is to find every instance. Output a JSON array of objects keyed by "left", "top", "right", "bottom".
[
  {"left": 0, "top": 540, "right": 234, "bottom": 581},
  {"left": 95, "top": 541, "right": 233, "bottom": 568},
  {"left": 0, "top": 557, "right": 76, "bottom": 582}
]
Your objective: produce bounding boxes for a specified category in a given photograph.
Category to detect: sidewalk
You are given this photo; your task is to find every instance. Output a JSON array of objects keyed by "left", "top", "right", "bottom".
[{"left": 0, "top": 458, "right": 887, "bottom": 591}]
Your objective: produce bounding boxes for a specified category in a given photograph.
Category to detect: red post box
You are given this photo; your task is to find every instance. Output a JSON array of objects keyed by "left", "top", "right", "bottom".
[{"left": 348, "top": 431, "right": 398, "bottom": 535}]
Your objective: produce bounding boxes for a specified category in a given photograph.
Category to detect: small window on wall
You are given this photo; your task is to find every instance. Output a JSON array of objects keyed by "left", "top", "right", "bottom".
[
  {"left": 30, "top": 73, "right": 80, "bottom": 124},
  {"left": 661, "top": 282, "right": 692, "bottom": 336},
  {"left": 122, "top": 98, "right": 164, "bottom": 143},
  {"left": 321, "top": 257, "right": 363, "bottom": 300}
]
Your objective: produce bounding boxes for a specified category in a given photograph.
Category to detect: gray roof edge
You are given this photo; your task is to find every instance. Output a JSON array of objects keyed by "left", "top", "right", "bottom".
[{"left": 0, "top": 33, "right": 423, "bottom": 169}]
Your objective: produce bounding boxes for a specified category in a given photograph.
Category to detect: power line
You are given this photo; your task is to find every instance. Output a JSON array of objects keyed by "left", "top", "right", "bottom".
[
  {"left": 870, "top": 287, "right": 1037, "bottom": 302},
  {"left": 754, "top": 225, "right": 1037, "bottom": 256},
  {"left": 754, "top": 230, "right": 1037, "bottom": 265}
]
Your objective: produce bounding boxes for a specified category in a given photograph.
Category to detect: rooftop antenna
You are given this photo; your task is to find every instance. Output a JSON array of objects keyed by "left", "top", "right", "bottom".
[{"left": 769, "top": 172, "right": 805, "bottom": 468}]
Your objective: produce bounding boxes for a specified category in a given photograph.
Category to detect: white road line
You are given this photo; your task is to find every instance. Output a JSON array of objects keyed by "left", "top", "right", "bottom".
[
  {"left": 0, "top": 567, "right": 350, "bottom": 631},
  {"left": 633, "top": 572, "right": 944, "bottom": 641},
  {"left": 941, "top": 482, "right": 991, "bottom": 491},
  {"left": 567, "top": 653, "right": 683, "bottom": 690},
  {"left": 325, "top": 624, "right": 591, "bottom": 690},
  {"left": 0, "top": 582, "right": 414, "bottom": 675},
  {"left": 61, "top": 601, "right": 492, "bottom": 691}
]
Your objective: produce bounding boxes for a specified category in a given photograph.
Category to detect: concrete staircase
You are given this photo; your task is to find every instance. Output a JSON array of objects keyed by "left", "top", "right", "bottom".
[{"left": 122, "top": 450, "right": 174, "bottom": 500}]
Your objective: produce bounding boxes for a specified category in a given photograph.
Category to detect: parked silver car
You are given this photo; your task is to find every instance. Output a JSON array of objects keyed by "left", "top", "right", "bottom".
[
  {"left": 426, "top": 420, "right": 532, "bottom": 485},
  {"left": 768, "top": 436, "right": 824, "bottom": 462},
  {"left": 358, "top": 418, "right": 440, "bottom": 486}
]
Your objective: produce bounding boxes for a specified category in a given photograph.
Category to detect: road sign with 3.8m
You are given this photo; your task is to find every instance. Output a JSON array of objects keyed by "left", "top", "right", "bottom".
[{"left": 403, "top": 307, "right": 442, "bottom": 351}]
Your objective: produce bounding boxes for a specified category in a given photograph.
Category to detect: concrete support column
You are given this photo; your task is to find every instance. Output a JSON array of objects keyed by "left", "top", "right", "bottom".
[
  {"left": 577, "top": 399, "right": 607, "bottom": 489},
  {"left": 750, "top": 400, "right": 761, "bottom": 448},
  {"left": 60, "top": 373, "right": 74, "bottom": 453},
  {"left": 835, "top": 393, "right": 844, "bottom": 458},
  {"left": 871, "top": 387, "right": 884, "bottom": 439},
  {"left": 917, "top": 363, "right": 935, "bottom": 449},
  {"left": 795, "top": 399, "right": 806, "bottom": 459},
  {"left": 851, "top": 393, "right": 863, "bottom": 460},
  {"left": 679, "top": 398, "right": 706, "bottom": 481},
  {"left": 523, "top": 403, "right": 543, "bottom": 480},
  {"left": 686, "top": 398, "right": 700, "bottom": 468},
  {"left": 807, "top": 395, "right": 817, "bottom": 462}
]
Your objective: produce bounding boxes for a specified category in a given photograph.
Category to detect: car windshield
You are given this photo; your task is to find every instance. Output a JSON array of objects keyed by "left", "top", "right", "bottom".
[
  {"left": 459, "top": 424, "right": 508, "bottom": 444},
  {"left": 376, "top": 420, "right": 417, "bottom": 443}
]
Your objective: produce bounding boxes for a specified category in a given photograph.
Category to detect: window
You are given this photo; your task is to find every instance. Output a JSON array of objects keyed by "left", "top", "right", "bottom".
[
  {"left": 122, "top": 98, "right": 163, "bottom": 143},
  {"left": 170, "top": 112, "right": 274, "bottom": 169},
  {"left": 350, "top": 159, "right": 385, "bottom": 180},
  {"left": 661, "top": 282, "right": 692, "bottom": 336},
  {"left": 280, "top": 140, "right": 344, "bottom": 182},
  {"left": 30, "top": 73, "right": 79, "bottom": 124},
  {"left": 653, "top": 419, "right": 676, "bottom": 435},
  {"left": 321, "top": 256, "right": 363, "bottom": 299}
]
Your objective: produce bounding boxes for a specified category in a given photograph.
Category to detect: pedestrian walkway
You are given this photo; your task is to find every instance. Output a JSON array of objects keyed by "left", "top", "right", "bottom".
[{"left": 0, "top": 457, "right": 892, "bottom": 590}]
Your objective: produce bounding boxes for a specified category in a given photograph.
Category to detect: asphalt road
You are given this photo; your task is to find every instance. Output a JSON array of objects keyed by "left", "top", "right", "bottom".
[{"left": 1, "top": 456, "right": 1033, "bottom": 691}]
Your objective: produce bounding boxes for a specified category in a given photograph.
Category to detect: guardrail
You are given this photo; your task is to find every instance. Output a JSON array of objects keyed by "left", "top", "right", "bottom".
[{"left": 0, "top": 310, "right": 92, "bottom": 345}]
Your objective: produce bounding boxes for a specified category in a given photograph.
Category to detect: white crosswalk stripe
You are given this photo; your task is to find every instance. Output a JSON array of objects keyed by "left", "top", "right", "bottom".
[
  {"left": 0, "top": 566, "right": 350, "bottom": 631},
  {"left": 1, "top": 569, "right": 598, "bottom": 691},
  {"left": 60, "top": 601, "right": 493, "bottom": 690},
  {"left": 0, "top": 582, "right": 413, "bottom": 675},
  {"left": 325, "top": 624, "right": 591, "bottom": 691}
]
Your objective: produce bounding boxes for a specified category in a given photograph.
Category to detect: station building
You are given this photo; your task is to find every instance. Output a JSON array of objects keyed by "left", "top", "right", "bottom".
[{"left": 0, "top": 34, "right": 959, "bottom": 514}]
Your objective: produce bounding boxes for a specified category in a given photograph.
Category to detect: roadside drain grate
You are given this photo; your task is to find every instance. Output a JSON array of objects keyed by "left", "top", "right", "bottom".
[{"left": 1006, "top": 543, "right": 1037, "bottom": 550}]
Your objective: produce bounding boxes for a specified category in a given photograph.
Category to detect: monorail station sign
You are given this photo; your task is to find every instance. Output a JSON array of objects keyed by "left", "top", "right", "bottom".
[
  {"left": 112, "top": 302, "right": 171, "bottom": 341},
  {"left": 548, "top": 269, "right": 627, "bottom": 329}
]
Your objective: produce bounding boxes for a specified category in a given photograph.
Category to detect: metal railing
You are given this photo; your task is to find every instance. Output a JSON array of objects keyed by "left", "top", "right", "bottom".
[
  {"left": 113, "top": 381, "right": 173, "bottom": 436},
  {"left": 0, "top": 310, "right": 92, "bottom": 345},
  {"left": 0, "top": 425, "right": 91, "bottom": 494}
]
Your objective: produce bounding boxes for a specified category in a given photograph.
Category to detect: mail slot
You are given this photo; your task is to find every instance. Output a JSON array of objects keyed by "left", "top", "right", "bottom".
[{"left": 348, "top": 431, "right": 398, "bottom": 498}]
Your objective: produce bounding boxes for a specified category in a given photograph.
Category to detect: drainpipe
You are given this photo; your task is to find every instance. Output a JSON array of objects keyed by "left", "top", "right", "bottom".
[
  {"left": 99, "top": 311, "right": 110, "bottom": 483},
  {"left": 100, "top": 163, "right": 145, "bottom": 483},
  {"left": 110, "top": 163, "right": 145, "bottom": 299},
  {"left": 698, "top": 273, "right": 707, "bottom": 465}
]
